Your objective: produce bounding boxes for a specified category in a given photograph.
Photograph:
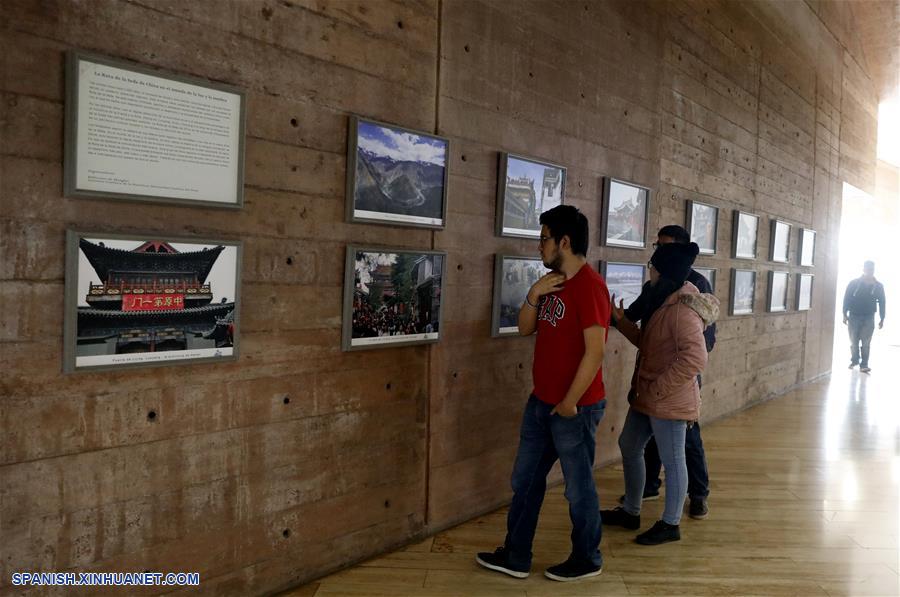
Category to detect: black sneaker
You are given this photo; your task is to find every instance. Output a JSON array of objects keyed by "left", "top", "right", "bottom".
[
  {"left": 544, "top": 557, "right": 602, "bottom": 582},
  {"left": 861, "top": 367, "right": 871, "bottom": 373},
  {"left": 475, "top": 547, "right": 529, "bottom": 578},
  {"left": 617, "top": 490, "right": 660, "bottom": 504},
  {"left": 636, "top": 520, "right": 681, "bottom": 545},
  {"left": 849, "top": 363, "right": 857, "bottom": 369},
  {"left": 688, "top": 497, "right": 709, "bottom": 519},
  {"left": 599, "top": 507, "right": 640, "bottom": 530}
]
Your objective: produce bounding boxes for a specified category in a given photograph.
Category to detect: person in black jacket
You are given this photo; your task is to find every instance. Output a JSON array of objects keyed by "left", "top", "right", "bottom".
[
  {"left": 842, "top": 261, "right": 886, "bottom": 373},
  {"left": 612, "top": 225, "right": 715, "bottom": 520}
]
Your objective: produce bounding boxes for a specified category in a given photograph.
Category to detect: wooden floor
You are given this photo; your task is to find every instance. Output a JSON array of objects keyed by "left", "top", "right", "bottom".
[{"left": 288, "top": 345, "right": 900, "bottom": 596}]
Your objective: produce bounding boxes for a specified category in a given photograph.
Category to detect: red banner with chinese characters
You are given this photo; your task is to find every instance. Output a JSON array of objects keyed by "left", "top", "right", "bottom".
[{"left": 122, "top": 294, "right": 185, "bottom": 312}]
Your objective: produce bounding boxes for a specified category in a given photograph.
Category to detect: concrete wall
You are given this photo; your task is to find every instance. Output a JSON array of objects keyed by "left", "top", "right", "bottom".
[{"left": 0, "top": 0, "right": 879, "bottom": 594}]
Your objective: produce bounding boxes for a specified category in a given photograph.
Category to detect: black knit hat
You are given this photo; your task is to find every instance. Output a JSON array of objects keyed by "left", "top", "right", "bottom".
[{"left": 650, "top": 242, "right": 700, "bottom": 284}]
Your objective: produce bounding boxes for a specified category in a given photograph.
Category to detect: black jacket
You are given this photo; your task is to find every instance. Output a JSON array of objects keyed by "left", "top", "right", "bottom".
[{"left": 843, "top": 278, "right": 886, "bottom": 321}]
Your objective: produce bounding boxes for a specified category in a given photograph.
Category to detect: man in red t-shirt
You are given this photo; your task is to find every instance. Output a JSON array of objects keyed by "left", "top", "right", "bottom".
[{"left": 476, "top": 205, "right": 610, "bottom": 582}]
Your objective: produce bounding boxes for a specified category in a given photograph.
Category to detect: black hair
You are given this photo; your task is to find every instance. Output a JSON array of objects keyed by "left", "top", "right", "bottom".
[
  {"left": 539, "top": 205, "right": 589, "bottom": 257},
  {"left": 657, "top": 224, "right": 691, "bottom": 244}
]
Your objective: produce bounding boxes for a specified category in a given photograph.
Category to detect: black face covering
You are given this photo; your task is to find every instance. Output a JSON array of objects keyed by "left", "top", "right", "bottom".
[{"left": 650, "top": 242, "right": 699, "bottom": 285}]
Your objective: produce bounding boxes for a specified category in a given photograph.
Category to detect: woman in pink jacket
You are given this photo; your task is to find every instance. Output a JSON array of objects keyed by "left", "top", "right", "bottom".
[{"left": 601, "top": 242, "right": 719, "bottom": 545}]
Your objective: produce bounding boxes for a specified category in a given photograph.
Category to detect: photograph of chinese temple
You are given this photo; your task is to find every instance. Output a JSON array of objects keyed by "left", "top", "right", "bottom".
[
  {"left": 64, "top": 232, "right": 240, "bottom": 371},
  {"left": 498, "top": 154, "right": 565, "bottom": 238}
]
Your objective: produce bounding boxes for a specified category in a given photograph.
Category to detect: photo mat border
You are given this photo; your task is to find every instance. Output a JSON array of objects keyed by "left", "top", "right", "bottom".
[
  {"left": 600, "top": 260, "right": 648, "bottom": 309},
  {"left": 600, "top": 177, "right": 651, "bottom": 250},
  {"left": 732, "top": 210, "right": 759, "bottom": 260},
  {"left": 495, "top": 153, "right": 567, "bottom": 239},
  {"left": 342, "top": 245, "right": 448, "bottom": 351},
  {"left": 769, "top": 219, "right": 792, "bottom": 264},
  {"left": 685, "top": 199, "right": 719, "bottom": 255},
  {"left": 729, "top": 268, "right": 757, "bottom": 316},
  {"left": 491, "top": 254, "right": 547, "bottom": 337},
  {"left": 63, "top": 229, "right": 243, "bottom": 374},
  {"left": 796, "top": 273, "right": 814, "bottom": 311},
  {"left": 345, "top": 115, "right": 450, "bottom": 230},
  {"left": 799, "top": 228, "right": 816, "bottom": 267},
  {"left": 766, "top": 270, "right": 790, "bottom": 313}
]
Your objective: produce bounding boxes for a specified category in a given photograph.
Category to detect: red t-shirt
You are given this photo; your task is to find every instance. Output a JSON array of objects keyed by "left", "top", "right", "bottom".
[{"left": 532, "top": 263, "right": 610, "bottom": 406}]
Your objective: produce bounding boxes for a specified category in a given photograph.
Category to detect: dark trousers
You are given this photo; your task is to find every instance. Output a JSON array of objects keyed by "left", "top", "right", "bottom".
[
  {"left": 644, "top": 421, "right": 710, "bottom": 499},
  {"left": 848, "top": 313, "right": 875, "bottom": 367},
  {"left": 504, "top": 395, "right": 605, "bottom": 569}
]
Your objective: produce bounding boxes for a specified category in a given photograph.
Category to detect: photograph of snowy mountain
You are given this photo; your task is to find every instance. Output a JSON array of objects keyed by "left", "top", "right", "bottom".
[{"left": 348, "top": 117, "right": 449, "bottom": 228}]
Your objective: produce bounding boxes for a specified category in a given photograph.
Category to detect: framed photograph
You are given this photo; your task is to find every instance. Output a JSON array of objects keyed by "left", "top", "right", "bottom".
[
  {"left": 767, "top": 271, "right": 790, "bottom": 312},
  {"left": 693, "top": 267, "right": 717, "bottom": 293},
  {"left": 732, "top": 210, "right": 759, "bottom": 260},
  {"left": 770, "top": 219, "right": 791, "bottom": 263},
  {"left": 686, "top": 200, "right": 719, "bottom": 255},
  {"left": 496, "top": 153, "right": 566, "bottom": 238},
  {"left": 64, "top": 231, "right": 241, "bottom": 373},
  {"left": 491, "top": 255, "right": 549, "bottom": 337},
  {"left": 343, "top": 246, "right": 445, "bottom": 350},
  {"left": 729, "top": 269, "right": 757, "bottom": 316},
  {"left": 64, "top": 51, "right": 246, "bottom": 208},
  {"left": 600, "top": 261, "right": 647, "bottom": 309},
  {"left": 601, "top": 177, "right": 650, "bottom": 249},
  {"left": 799, "top": 228, "right": 816, "bottom": 266},
  {"left": 796, "top": 274, "right": 814, "bottom": 311},
  {"left": 346, "top": 116, "right": 449, "bottom": 228}
]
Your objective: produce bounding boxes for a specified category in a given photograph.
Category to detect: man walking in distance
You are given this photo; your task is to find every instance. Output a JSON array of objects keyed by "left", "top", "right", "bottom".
[
  {"left": 614, "top": 225, "right": 715, "bottom": 519},
  {"left": 843, "top": 260, "right": 886, "bottom": 373},
  {"left": 476, "top": 205, "right": 610, "bottom": 582}
]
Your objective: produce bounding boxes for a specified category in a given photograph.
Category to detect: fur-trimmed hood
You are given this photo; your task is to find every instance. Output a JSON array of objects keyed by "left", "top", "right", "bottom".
[
  {"left": 662, "top": 282, "right": 720, "bottom": 327},
  {"left": 679, "top": 292, "right": 720, "bottom": 327}
]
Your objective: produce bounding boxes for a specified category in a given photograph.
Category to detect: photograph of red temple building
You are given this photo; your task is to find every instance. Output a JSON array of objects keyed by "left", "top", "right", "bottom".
[{"left": 69, "top": 235, "right": 239, "bottom": 370}]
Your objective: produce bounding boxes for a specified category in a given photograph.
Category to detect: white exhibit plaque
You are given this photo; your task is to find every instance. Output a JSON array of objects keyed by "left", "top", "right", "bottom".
[{"left": 65, "top": 51, "right": 246, "bottom": 208}]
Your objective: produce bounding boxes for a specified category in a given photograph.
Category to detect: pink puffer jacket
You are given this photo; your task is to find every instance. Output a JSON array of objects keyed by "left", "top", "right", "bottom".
[{"left": 630, "top": 282, "right": 719, "bottom": 421}]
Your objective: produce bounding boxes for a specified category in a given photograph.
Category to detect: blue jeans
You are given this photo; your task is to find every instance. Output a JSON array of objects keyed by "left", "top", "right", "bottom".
[
  {"left": 644, "top": 421, "right": 710, "bottom": 499},
  {"left": 848, "top": 314, "right": 875, "bottom": 367},
  {"left": 619, "top": 408, "right": 688, "bottom": 525},
  {"left": 504, "top": 395, "right": 606, "bottom": 569}
]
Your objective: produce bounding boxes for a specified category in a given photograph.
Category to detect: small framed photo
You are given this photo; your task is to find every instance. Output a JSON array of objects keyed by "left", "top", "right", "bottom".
[
  {"left": 601, "top": 177, "right": 650, "bottom": 249},
  {"left": 799, "top": 228, "right": 816, "bottom": 266},
  {"left": 730, "top": 268, "right": 757, "bottom": 315},
  {"left": 600, "top": 261, "right": 647, "bottom": 309},
  {"left": 770, "top": 219, "right": 791, "bottom": 263},
  {"left": 796, "top": 273, "right": 814, "bottom": 311},
  {"left": 346, "top": 116, "right": 449, "bottom": 228},
  {"left": 496, "top": 153, "right": 566, "bottom": 239},
  {"left": 491, "top": 255, "right": 549, "bottom": 337},
  {"left": 767, "top": 271, "right": 790, "bottom": 312},
  {"left": 64, "top": 231, "right": 242, "bottom": 373},
  {"left": 64, "top": 51, "right": 246, "bottom": 208},
  {"left": 732, "top": 210, "right": 759, "bottom": 260},
  {"left": 686, "top": 200, "right": 719, "bottom": 255},
  {"left": 693, "top": 267, "right": 717, "bottom": 293},
  {"left": 343, "top": 246, "right": 445, "bottom": 351}
]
